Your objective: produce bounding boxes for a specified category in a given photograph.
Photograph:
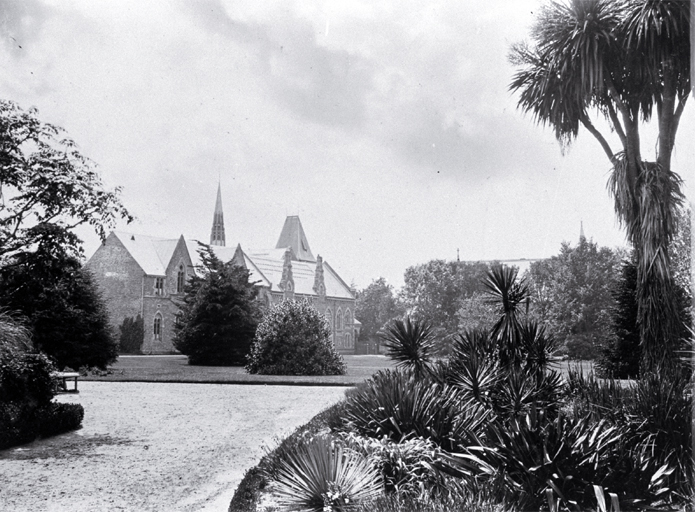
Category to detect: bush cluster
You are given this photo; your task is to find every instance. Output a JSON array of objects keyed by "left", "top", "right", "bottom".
[
  {"left": 246, "top": 299, "right": 346, "bottom": 376},
  {"left": 0, "top": 313, "right": 84, "bottom": 450},
  {"left": 254, "top": 265, "right": 693, "bottom": 512}
]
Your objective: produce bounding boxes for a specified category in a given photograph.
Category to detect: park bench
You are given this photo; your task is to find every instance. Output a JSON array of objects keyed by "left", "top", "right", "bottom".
[{"left": 52, "top": 371, "right": 80, "bottom": 393}]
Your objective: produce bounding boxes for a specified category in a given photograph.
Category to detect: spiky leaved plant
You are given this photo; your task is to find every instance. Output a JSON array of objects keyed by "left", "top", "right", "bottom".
[
  {"left": 271, "top": 434, "right": 382, "bottom": 512},
  {"left": 380, "top": 316, "right": 436, "bottom": 377}
]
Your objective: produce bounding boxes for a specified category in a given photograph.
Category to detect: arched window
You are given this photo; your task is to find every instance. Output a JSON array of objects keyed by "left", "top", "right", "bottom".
[
  {"left": 325, "top": 308, "right": 332, "bottom": 330},
  {"left": 177, "top": 265, "right": 186, "bottom": 293},
  {"left": 344, "top": 309, "right": 352, "bottom": 329},
  {"left": 344, "top": 333, "right": 352, "bottom": 348},
  {"left": 336, "top": 308, "right": 343, "bottom": 330},
  {"left": 153, "top": 314, "right": 162, "bottom": 340}
]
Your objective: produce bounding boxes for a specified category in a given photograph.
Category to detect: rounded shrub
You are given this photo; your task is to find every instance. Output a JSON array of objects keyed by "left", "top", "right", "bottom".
[{"left": 246, "top": 299, "right": 346, "bottom": 376}]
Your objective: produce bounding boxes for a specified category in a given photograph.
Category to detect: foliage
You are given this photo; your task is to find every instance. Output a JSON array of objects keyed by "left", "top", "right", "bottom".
[
  {"left": 0, "top": 248, "right": 118, "bottom": 370},
  {"left": 355, "top": 278, "right": 405, "bottom": 346},
  {"left": 339, "top": 369, "right": 490, "bottom": 453},
  {"left": 118, "top": 314, "right": 144, "bottom": 354},
  {"left": 0, "top": 312, "right": 83, "bottom": 449},
  {"left": 246, "top": 299, "right": 346, "bottom": 375},
  {"left": 598, "top": 254, "right": 691, "bottom": 379},
  {"left": 526, "top": 238, "right": 622, "bottom": 360},
  {"left": 401, "top": 260, "right": 491, "bottom": 350},
  {"left": 509, "top": 0, "right": 691, "bottom": 373},
  {"left": 457, "top": 292, "right": 498, "bottom": 334},
  {"left": 270, "top": 434, "right": 382, "bottom": 512},
  {"left": 174, "top": 244, "right": 261, "bottom": 366},
  {"left": 0, "top": 99, "right": 131, "bottom": 264},
  {"left": 379, "top": 316, "right": 436, "bottom": 376}
]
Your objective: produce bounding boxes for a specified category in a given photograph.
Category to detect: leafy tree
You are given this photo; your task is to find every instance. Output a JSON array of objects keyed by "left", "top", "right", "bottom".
[
  {"left": 401, "top": 260, "right": 490, "bottom": 348},
  {"left": 0, "top": 242, "right": 118, "bottom": 370},
  {"left": 456, "top": 291, "right": 498, "bottom": 334},
  {"left": 174, "top": 244, "right": 261, "bottom": 366},
  {"left": 510, "top": 0, "right": 690, "bottom": 373},
  {"left": 355, "top": 278, "right": 405, "bottom": 346},
  {"left": 118, "top": 315, "right": 144, "bottom": 354},
  {"left": 526, "top": 238, "right": 621, "bottom": 360},
  {"left": 0, "top": 100, "right": 131, "bottom": 264},
  {"left": 246, "top": 299, "right": 346, "bottom": 376}
]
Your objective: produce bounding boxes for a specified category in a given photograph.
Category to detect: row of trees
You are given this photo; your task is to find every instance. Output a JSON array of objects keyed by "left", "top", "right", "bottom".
[{"left": 356, "top": 205, "right": 691, "bottom": 371}]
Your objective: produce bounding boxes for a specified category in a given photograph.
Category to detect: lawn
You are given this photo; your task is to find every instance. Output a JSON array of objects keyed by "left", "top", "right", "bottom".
[
  {"left": 84, "top": 354, "right": 593, "bottom": 386},
  {"left": 83, "top": 354, "right": 395, "bottom": 386}
]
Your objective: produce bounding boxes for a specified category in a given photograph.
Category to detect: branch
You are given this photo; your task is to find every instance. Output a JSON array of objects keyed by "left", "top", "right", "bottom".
[
  {"left": 579, "top": 112, "right": 617, "bottom": 164},
  {"left": 606, "top": 102, "right": 627, "bottom": 149}
]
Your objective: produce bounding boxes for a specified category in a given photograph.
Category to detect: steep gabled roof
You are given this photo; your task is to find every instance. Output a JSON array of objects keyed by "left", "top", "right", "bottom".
[
  {"left": 112, "top": 231, "right": 179, "bottom": 276},
  {"left": 275, "top": 216, "right": 315, "bottom": 262}
]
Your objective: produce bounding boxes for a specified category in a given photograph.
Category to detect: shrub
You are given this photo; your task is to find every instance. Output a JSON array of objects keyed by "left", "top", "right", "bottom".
[
  {"left": 118, "top": 314, "right": 144, "bottom": 354},
  {"left": 270, "top": 434, "right": 382, "bottom": 512},
  {"left": 0, "top": 312, "right": 83, "bottom": 449},
  {"left": 340, "top": 368, "right": 489, "bottom": 453},
  {"left": 246, "top": 299, "right": 346, "bottom": 376},
  {"left": 38, "top": 402, "right": 84, "bottom": 438}
]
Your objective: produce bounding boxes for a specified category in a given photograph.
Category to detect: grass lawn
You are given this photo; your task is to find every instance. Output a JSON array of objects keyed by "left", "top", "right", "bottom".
[
  {"left": 82, "top": 354, "right": 395, "bottom": 386},
  {"left": 84, "top": 354, "right": 594, "bottom": 386}
]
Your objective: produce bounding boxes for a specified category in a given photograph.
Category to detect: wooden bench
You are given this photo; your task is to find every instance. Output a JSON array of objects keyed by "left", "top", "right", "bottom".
[{"left": 52, "top": 372, "right": 80, "bottom": 393}]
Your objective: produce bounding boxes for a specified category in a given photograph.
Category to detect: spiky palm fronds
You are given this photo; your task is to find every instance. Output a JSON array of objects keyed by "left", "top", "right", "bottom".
[
  {"left": 380, "top": 316, "right": 436, "bottom": 376},
  {"left": 484, "top": 265, "right": 529, "bottom": 367},
  {"left": 271, "top": 434, "right": 382, "bottom": 512}
]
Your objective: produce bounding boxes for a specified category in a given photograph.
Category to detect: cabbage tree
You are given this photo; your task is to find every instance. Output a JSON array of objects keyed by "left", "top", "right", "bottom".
[{"left": 510, "top": 0, "right": 691, "bottom": 373}]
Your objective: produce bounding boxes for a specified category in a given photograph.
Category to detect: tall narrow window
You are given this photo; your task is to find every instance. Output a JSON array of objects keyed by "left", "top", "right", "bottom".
[
  {"left": 154, "top": 277, "right": 165, "bottom": 296},
  {"left": 177, "top": 265, "right": 185, "bottom": 293},
  {"left": 336, "top": 308, "right": 343, "bottom": 330},
  {"left": 344, "top": 309, "right": 352, "bottom": 329},
  {"left": 154, "top": 314, "right": 162, "bottom": 340},
  {"left": 325, "top": 308, "right": 332, "bottom": 330}
]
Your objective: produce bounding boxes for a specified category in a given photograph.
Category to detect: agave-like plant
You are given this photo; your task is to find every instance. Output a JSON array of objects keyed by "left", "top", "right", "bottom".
[
  {"left": 380, "top": 316, "right": 436, "bottom": 376},
  {"left": 271, "top": 434, "right": 383, "bottom": 512},
  {"left": 484, "top": 265, "right": 530, "bottom": 368}
]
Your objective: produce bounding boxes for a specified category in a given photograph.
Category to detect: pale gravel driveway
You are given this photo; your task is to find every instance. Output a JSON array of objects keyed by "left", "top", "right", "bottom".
[{"left": 0, "top": 382, "right": 347, "bottom": 512}]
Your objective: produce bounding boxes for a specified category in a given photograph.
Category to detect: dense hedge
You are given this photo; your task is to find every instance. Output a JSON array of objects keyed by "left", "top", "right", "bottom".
[{"left": 0, "top": 312, "right": 84, "bottom": 450}]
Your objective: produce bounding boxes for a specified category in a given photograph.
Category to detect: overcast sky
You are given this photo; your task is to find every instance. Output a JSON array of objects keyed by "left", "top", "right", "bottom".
[{"left": 1, "top": 0, "right": 693, "bottom": 289}]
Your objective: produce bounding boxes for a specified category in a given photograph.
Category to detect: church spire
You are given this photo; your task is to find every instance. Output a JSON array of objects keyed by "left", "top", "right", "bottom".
[
  {"left": 210, "top": 182, "right": 226, "bottom": 247},
  {"left": 579, "top": 221, "right": 585, "bottom": 243}
]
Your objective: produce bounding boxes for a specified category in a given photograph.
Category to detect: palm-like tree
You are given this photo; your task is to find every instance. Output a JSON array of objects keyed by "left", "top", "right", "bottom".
[
  {"left": 379, "top": 315, "right": 436, "bottom": 376},
  {"left": 510, "top": 0, "right": 690, "bottom": 373}
]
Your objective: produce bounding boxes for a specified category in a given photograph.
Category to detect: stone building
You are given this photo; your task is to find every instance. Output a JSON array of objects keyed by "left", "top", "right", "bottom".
[{"left": 85, "top": 189, "right": 358, "bottom": 354}]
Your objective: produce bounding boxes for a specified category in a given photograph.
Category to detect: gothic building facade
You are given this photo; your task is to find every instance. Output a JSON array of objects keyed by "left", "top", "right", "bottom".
[{"left": 85, "top": 190, "right": 359, "bottom": 354}]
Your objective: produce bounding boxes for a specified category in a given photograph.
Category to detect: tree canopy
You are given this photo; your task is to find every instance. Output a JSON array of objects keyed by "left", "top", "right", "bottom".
[
  {"left": 0, "top": 99, "right": 131, "bottom": 263},
  {"left": 355, "top": 278, "right": 405, "bottom": 343},
  {"left": 526, "top": 237, "right": 622, "bottom": 359},
  {"left": 173, "top": 244, "right": 261, "bottom": 366},
  {"left": 0, "top": 245, "right": 118, "bottom": 370},
  {"left": 401, "top": 260, "right": 490, "bottom": 341},
  {"left": 510, "top": 0, "right": 690, "bottom": 372}
]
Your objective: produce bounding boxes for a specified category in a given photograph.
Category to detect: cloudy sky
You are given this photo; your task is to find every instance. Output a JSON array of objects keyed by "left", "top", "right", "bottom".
[{"left": 1, "top": 0, "right": 693, "bottom": 288}]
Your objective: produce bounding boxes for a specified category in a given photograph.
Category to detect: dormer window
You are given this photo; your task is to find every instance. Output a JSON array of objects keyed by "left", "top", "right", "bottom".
[{"left": 154, "top": 277, "right": 165, "bottom": 296}]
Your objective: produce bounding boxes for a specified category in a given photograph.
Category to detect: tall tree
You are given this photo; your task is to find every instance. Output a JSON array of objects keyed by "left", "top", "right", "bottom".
[
  {"left": 0, "top": 241, "right": 118, "bottom": 370},
  {"left": 0, "top": 100, "right": 131, "bottom": 263},
  {"left": 173, "top": 244, "right": 261, "bottom": 366},
  {"left": 510, "top": 0, "right": 690, "bottom": 373},
  {"left": 354, "top": 278, "right": 405, "bottom": 345},
  {"left": 526, "top": 238, "right": 622, "bottom": 359},
  {"left": 401, "top": 259, "right": 490, "bottom": 341}
]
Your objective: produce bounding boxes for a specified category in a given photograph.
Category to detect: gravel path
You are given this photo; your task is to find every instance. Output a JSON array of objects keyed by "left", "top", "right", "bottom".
[{"left": 0, "top": 382, "right": 347, "bottom": 512}]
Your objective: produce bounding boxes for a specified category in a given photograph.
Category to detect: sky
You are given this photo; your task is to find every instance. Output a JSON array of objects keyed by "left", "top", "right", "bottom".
[{"left": 1, "top": 0, "right": 693, "bottom": 289}]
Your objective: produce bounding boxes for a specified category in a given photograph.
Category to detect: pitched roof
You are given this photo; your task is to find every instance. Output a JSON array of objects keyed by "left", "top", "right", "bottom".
[
  {"left": 112, "top": 231, "right": 180, "bottom": 276},
  {"left": 275, "top": 216, "right": 315, "bottom": 262}
]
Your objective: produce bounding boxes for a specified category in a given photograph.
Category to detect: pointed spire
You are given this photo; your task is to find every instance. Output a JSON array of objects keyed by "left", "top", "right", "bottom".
[
  {"left": 275, "top": 216, "right": 315, "bottom": 262},
  {"left": 280, "top": 248, "right": 295, "bottom": 299},
  {"left": 579, "top": 221, "right": 586, "bottom": 243},
  {"left": 313, "top": 255, "right": 326, "bottom": 298},
  {"left": 210, "top": 182, "right": 226, "bottom": 247}
]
